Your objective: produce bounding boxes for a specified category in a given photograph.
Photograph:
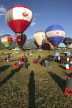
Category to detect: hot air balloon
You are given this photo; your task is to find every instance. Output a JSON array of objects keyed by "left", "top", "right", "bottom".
[
  {"left": 5, "top": 5, "right": 32, "bottom": 47},
  {"left": 1, "top": 34, "right": 12, "bottom": 48},
  {"left": 45, "top": 25, "right": 65, "bottom": 47},
  {"left": 63, "top": 37, "right": 72, "bottom": 48},
  {"left": 14, "top": 33, "right": 27, "bottom": 48},
  {"left": 33, "top": 31, "right": 46, "bottom": 48}
]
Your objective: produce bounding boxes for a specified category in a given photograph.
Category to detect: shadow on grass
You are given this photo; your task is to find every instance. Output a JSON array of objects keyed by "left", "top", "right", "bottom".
[
  {"left": 59, "top": 65, "right": 65, "bottom": 70},
  {"left": 28, "top": 70, "right": 36, "bottom": 108},
  {"left": 63, "top": 71, "right": 72, "bottom": 77},
  {"left": 0, "top": 66, "right": 22, "bottom": 87},
  {"left": 48, "top": 72, "right": 66, "bottom": 92},
  {"left": 0, "top": 65, "right": 10, "bottom": 73}
]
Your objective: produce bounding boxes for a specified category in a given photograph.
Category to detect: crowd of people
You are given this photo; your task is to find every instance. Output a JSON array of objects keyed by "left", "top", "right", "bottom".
[
  {"left": 3, "top": 50, "right": 72, "bottom": 96},
  {"left": 32, "top": 51, "right": 72, "bottom": 69},
  {"left": 3, "top": 51, "right": 72, "bottom": 70}
]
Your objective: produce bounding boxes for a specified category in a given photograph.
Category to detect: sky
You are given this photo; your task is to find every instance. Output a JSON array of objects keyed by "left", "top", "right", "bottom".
[{"left": 0, "top": 0, "right": 72, "bottom": 47}]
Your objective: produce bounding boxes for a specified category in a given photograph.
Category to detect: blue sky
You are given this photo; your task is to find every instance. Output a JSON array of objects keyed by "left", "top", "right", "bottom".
[{"left": 0, "top": 0, "right": 72, "bottom": 47}]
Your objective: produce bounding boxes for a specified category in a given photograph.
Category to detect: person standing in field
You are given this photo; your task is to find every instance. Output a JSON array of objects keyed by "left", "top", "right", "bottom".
[{"left": 7, "top": 54, "right": 10, "bottom": 62}]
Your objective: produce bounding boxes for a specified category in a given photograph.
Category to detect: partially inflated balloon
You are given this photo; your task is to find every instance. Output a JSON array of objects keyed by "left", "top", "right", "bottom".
[
  {"left": 45, "top": 25, "right": 65, "bottom": 47},
  {"left": 1, "top": 34, "right": 12, "bottom": 48},
  {"left": 63, "top": 37, "right": 72, "bottom": 48},
  {"left": 14, "top": 33, "right": 27, "bottom": 48},
  {"left": 42, "top": 39, "right": 55, "bottom": 50},
  {"left": 34, "top": 31, "right": 46, "bottom": 48}
]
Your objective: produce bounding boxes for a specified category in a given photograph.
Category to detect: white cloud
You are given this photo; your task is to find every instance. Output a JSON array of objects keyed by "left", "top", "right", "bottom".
[
  {"left": 30, "top": 21, "right": 36, "bottom": 27},
  {"left": 0, "top": 5, "right": 7, "bottom": 16},
  {"left": 30, "top": 12, "right": 40, "bottom": 27}
]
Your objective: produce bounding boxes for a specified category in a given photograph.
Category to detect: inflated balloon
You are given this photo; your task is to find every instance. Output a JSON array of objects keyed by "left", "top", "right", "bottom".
[
  {"left": 5, "top": 5, "right": 32, "bottom": 33},
  {"left": 63, "top": 37, "right": 72, "bottom": 48},
  {"left": 34, "top": 31, "right": 46, "bottom": 48},
  {"left": 14, "top": 33, "right": 27, "bottom": 48},
  {"left": 45, "top": 25, "right": 65, "bottom": 47},
  {"left": 5, "top": 5, "right": 32, "bottom": 48},
  {"left": 1, "top": 34, "right": 12, "bottom": 48}
]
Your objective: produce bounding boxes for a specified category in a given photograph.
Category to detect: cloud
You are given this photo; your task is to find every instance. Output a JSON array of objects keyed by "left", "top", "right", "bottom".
[
  {"left": 30, "top": 21, "right": 36, "bottom": 27},
  {"left": 30, "top": 12, "right": 40, "bottom": 27},
  {"left": 0, "top": 5, "right": 7, "bottom": 16}
]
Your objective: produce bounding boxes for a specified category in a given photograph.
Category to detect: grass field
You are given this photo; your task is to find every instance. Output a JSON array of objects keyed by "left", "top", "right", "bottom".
[{"left": 0, "top": 49, "right": 72, "bottom": 108}]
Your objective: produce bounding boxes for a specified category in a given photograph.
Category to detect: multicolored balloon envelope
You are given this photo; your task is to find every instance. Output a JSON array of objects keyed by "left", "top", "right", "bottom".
[
  {"left": 14, "top": 33, "right": 27, "bottom": 48},
  {"left": 33, "top": 31, "right": 46, "bottom": 48},
  {"left": 5, "top": 5, "right": 32, "bottom": 33},
  {"left": 1, "top": 34, "right": 12, "bottom": 48},
  {"left": 45, "top": 25, "right": 65, "bottom": 47},
  {"left": 63, "top": 37, "right": 72, "bottom": 48}
]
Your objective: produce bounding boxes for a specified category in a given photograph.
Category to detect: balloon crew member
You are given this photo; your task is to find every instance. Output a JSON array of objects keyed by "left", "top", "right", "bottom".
[
  {"left": 22, "top": 56, "right": 25, "bottom": 62},
  {"left": 48, "top": 56, "right": 52, "bottom": 67},
  {"left": 37, "top": 55, "right": 41, "bottom": 62},
  {"left": 24, "top": 57, "right": 29, "bottom": 69},
  {"left": 33, "top": 58, "right": 36, "bottom": 63},
  {"left": 57, "top": 56, "right": 60, "bottom": 63},
  {"left": 40, "top": 58, "right": 45, "bottom": 66},
  {"left": 7, "top": 54, "right": 10, "bottom": 62}
]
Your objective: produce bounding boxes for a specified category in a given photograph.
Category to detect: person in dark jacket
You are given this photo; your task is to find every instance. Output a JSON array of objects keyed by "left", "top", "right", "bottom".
[
  {"left": 37, "top": 55, "right": 41, "bottom": 62},
  {"left": 7, "top": 54, "right": 10, "bottom": 62}
]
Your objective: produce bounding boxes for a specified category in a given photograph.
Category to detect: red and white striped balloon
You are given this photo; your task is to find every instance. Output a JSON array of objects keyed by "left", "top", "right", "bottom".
[{"left": 5, "top": 5, "right": 32, "bottom": 33}]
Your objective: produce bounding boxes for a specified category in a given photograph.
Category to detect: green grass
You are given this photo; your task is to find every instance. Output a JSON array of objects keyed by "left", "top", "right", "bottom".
[{"left": 0, "top": 49, "right": 72, "bottom": 108}]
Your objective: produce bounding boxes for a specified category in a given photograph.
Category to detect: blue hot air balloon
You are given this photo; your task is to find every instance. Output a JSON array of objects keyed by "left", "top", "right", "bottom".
[{"left": 45, "top": 25, "right": 65, "bottom": 47}]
